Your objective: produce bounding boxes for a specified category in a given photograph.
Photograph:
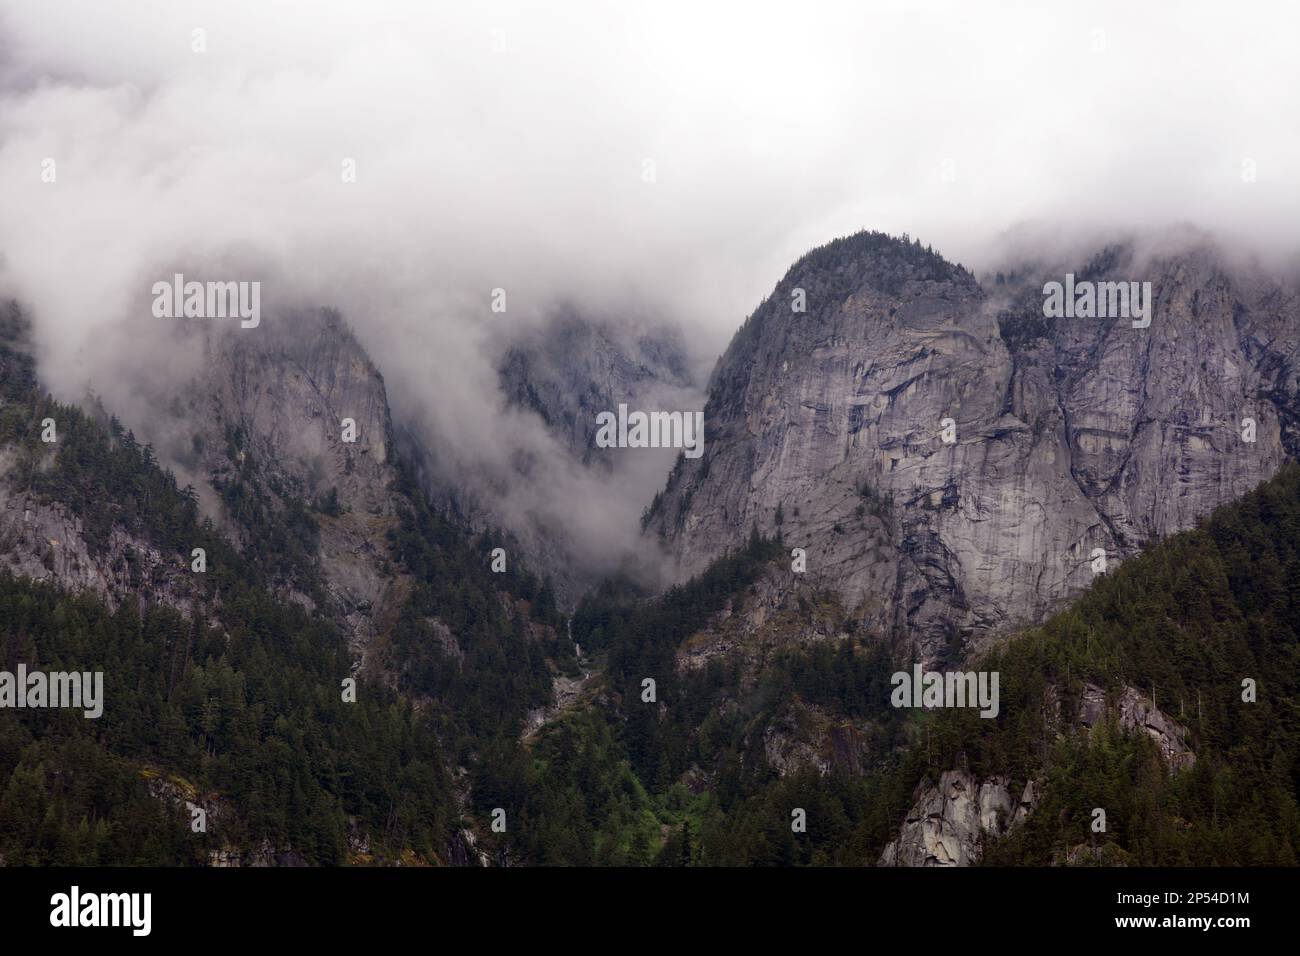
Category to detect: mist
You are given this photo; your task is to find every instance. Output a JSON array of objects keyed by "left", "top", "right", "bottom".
[{"left": 2, "top": 0, "right": 1298, "bottom": 587}]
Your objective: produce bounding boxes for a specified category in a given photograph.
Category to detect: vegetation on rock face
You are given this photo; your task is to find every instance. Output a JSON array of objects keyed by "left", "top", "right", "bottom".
[
  {"left": 976, "top": 463, "right": 1300, "bottom": 864},
  {"left": 718, "top": 230, "right": 975, "bottom": 383},
  {"left": 495, "top": 465, "right": 1300, "bottom": 865},
  {"left": 0, "top": 320, "right": 572, "bottom": 865},
  {"left": 1, "top": 325, "right": 316, "bottom": 604}
]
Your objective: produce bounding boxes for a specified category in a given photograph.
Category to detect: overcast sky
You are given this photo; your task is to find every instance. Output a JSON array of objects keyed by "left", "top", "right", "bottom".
[{"left": 2, "top": 0, "right": 1297, "bottom": 577}]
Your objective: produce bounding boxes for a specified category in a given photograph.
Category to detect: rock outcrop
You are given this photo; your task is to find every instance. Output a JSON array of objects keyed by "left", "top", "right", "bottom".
[
  {"left": 1078, "top": 682, "right": 1196, "bottom": 770},
  {"left": 880, "top": 681, "right": 1196, "bottom": 866},
  {"left": 0, "top": 316, "right": 207, "bottom": 618},
  {"left": 760, "top": 697, "right": 874, "bottom": 777},
  {"left": 674, "top": 565, "right": 847, "bottom": 675},
  {"left": 878, "top": 769, "right": 1027, "bottom": 866},
  {"left": 0, "top": 453, "right": 202, "bottom": 615},
  {"left": 1, "top": 306, "right": 411, "bottom": 660}
]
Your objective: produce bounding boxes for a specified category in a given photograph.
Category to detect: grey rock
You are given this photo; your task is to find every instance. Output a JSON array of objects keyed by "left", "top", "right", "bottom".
[
  {"left": 0, "top": 448, "right": 203, "bottom": 616},
  {"left": 882, "top": 681, "right": 1195, "bottom": 867},
  {"left": 878, "top": 769, "right": 1018, "bottom": 867},
  {"left": 173, "top": 309, "right": 408, "bottom": 659},
  {"left": 647, "top": 231, "right": 1300, "bottom": 665},
  {"left": 1079, "top": 682, "right": 1196, "bottom": 770}
]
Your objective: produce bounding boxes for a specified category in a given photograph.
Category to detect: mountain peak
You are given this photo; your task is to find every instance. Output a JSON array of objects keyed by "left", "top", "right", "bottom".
[
  {"left": 789, "top": 229, "right": 972, "bottom": 289},
  {"left": 649, "top": 231, "right": 1300, "bottom": 665}
]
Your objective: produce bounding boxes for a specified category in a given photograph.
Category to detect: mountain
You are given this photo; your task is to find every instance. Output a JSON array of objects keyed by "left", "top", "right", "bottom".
[
  {"left": 881, "top": 461, "right": 1300, "bottom": 866},
  {"left": 174, "top": 309, "right": 420, "bottom": 665},
  {"left": 645, "top": 230, "right": 1300, "bottom": 665},
  {"left": 0, "top": 304, "right": 571, "bottom": 865},
  {"left": 3, "top": 227, "right": 1297, "bottom": 869}
]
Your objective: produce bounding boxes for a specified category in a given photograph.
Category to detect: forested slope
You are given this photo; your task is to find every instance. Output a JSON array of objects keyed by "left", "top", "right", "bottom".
[{"left": 502, "top": 466, "right": 1300, "bottom": 865}]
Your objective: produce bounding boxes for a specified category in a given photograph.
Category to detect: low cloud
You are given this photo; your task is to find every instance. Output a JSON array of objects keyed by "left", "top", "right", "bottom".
[{"left": 1, "top": 0, "right": 1297, "bottom": 586}]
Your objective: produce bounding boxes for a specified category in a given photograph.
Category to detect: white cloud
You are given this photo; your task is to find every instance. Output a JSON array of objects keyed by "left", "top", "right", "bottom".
[{"left": 1, "top": 0, "right": 1296, "bottom": 580}]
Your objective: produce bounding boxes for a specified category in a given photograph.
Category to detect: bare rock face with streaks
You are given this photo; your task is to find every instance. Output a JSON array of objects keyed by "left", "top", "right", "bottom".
[
  {"left": 878, "top": 769, "right": 1020, "bottom": 867},
  {"left": 185, "top": 309, "right": 405, "bottom": 658},
  {"left": 646, "top": 231, "right": 1300, "bottom": 665},
  {"left": 191, "top": 307, "right": 398, "bottom": 520}
]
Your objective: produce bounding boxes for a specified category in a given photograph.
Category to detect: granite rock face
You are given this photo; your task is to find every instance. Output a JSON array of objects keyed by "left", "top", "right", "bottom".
[
  {"left": 189, "top": 307, "right": 398, "bottom": 521},
  {"left": 178, "top": 309, "right": 407, "bottom": 659},
  {"left": 647, "top": 231, "right": 1300, "bottom": 664},
  {"left": 1079, "top": 682, "right": 1196, "bottom": 770},
  {"left": 878, "top": 769, "right": 1022, "bottom": 867}
]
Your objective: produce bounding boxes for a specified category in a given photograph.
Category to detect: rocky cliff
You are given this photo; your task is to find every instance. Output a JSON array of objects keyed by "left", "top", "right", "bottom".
[
  {"left": 878, "top": 769, "right": 1033, "bottom": 867},
  {"left": 1, "top": 302, "right": 570, "bottom": 865},
  {"left": 498, "top": 307, "right": 696, "bottom": 469},
  {"left": 646, "top": 230, "right": 1300, "bottom": 665},
  {"left": 179, "top": 308, "right": 406, "bottom": 659},
  {"left": 0, "top": 309, "right": 207, "bottom": 616}
]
